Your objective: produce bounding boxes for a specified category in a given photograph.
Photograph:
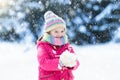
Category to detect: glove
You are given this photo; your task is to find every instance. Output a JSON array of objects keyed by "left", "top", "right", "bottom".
[{"left": 59, "top": 50, "right": 77, "bottom": 67}]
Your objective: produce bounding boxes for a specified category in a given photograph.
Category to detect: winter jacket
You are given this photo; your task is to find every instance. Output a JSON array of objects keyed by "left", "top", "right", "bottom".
[{"left": 37, "top": 41, "right": 80, "bottom": 80}]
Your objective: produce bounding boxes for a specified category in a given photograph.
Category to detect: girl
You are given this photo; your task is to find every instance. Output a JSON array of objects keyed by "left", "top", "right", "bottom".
[{"left": 37, "top": 11, "right": 80, "bottom": 80}]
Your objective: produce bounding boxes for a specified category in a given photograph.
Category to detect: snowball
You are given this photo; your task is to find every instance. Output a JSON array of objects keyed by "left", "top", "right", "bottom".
[{"left": 60, "top": 50, "right": 77, "bottom": 67}]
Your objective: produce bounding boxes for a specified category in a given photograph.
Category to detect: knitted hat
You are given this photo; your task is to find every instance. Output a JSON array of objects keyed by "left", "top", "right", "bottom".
[{"left": 44, "top": 11, "right": 66, "bottom": 32}]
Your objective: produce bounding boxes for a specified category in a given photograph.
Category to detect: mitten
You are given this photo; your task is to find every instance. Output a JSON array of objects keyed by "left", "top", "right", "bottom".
[{"left": 59, "top": 50, "right": 77, "bottom": 67}]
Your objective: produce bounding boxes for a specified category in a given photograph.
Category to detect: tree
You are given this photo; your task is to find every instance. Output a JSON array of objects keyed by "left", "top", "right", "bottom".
[{"left": 0, "top": 0, "right": 120, "bottom": 45}]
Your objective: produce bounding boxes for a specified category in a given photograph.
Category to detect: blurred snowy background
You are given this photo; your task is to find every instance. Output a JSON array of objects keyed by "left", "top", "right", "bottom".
[{"left": 0, "top": 0, "right": 120, "bottom": 80}]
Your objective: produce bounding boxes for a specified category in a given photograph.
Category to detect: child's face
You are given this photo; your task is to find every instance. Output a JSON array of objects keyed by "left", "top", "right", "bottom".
[{"left": 49, "top": 27, "right": 66, "bottom": 38}]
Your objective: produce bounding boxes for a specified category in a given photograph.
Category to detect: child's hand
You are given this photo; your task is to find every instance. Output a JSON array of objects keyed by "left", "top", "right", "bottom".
[{"left": 62, "top": 66, "right": 68, "bottom": 70}]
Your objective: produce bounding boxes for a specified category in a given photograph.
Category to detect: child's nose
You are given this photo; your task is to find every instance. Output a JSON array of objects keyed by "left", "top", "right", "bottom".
[{"left": 57, "top": 33, "right": 63, "bottom": 37}]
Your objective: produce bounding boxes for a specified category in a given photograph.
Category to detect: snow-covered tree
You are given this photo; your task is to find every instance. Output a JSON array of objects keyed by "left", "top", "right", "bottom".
[
  {"left": 65, "top": 0, "right": 120, "bottom": 45},
  {"left": 0, "top": 0, "right": 29, "bottom": 42},
  {"left": 0, "top": 0, "right": 120, "bottom": 45}
]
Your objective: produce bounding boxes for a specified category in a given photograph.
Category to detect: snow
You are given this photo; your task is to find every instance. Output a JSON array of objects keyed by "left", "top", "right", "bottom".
[
  {"left": 25, "top": 1, "right": 44, "bottom": 10},
  {"left": 9, "top": 0, "right": 15, "bottom": 6},
  {"left": 0, "top": 42, "right": 38, "bottom": 80},
  {"left": 95, "top": 4, "right": 112, "bottom": 21},
  {"left": 73, "top": 42, "right": 120, "bottom": 80},
  {"left": 0, "top": 42, "right": 120, "bottom": 80},
  {"left": 17, "top": 12, "right": 25, "bottom": 19},
  {"left": 93, "top": 5, "right": 99, "bottom": 11},
  {"left": 95, "top": 2, "right": 120, "bottom": 22},
  {"left": 50, "top": 0, "right": 71, "bottom": 5},
  {"left": 73, "top": 16, "right": 83, "bottom": 24},
  {"left": 78, "top": 25, "right": 87, "bottom": 33}
]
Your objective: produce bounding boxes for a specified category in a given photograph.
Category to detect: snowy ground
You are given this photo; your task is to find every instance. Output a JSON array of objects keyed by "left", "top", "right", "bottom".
[{"left": 0, "top": 42, "right": 120, "bottom": 80}]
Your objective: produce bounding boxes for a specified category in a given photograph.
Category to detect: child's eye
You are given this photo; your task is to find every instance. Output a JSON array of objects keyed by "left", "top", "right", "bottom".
[
  {"left": 61, "top": 31, "right": 64, "bottom": 33},
  {"left": 55, "top": 31, "right": 58, "bottom": 33}
]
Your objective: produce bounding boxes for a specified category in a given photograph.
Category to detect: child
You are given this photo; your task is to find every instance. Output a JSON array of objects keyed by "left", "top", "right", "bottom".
[{"left": 37, "top": 11, "right": 80, "bottom": 80}]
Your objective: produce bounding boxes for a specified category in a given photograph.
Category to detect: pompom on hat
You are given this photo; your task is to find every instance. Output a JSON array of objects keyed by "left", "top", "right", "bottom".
[{"left": 44, "top": 11, "right": 66, "bottom": 32}]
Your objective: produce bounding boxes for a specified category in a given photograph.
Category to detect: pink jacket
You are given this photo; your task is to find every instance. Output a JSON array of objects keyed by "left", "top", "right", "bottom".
[{"left": 37, "top": 41, "right": 80, "bottom": 80}]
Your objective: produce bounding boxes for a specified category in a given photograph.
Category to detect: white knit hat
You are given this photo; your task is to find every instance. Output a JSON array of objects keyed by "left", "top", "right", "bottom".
[{"left": 44, "top": 11, "right": 66, "bottom": 32}]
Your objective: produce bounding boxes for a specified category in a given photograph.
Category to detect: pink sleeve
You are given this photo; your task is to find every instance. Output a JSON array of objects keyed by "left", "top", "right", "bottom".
[
  {"left": 67, "top": 44, "right": 75, "bottom": 53},
  {"left": 67, "top": 44, "right": 80, "bottom": 70},
  {"left": 37, "top": 45, "right": 61, "bottom": 71},
  {"left": 72, "top": 60, "right": 80, "bottom": 70}
]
